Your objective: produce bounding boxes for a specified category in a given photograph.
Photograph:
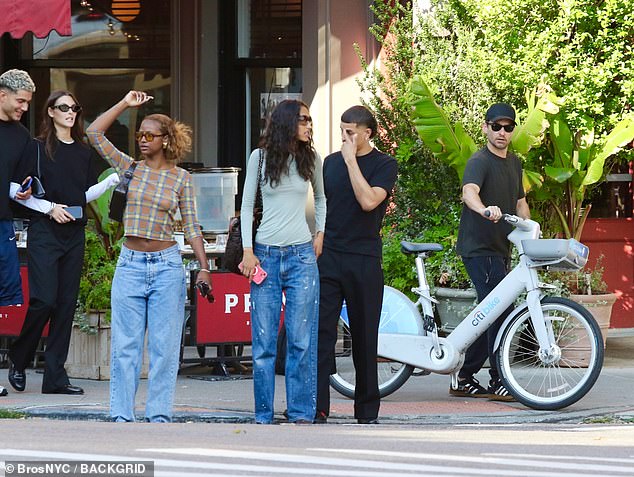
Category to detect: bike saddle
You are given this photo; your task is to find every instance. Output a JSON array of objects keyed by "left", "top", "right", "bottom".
[{"left": 400, "top": 241, "right": 443, "bottom": 254}]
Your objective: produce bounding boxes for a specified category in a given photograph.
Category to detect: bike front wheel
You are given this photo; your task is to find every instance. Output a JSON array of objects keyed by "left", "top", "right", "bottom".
[
  {"left": 329, "top": 286, "right": 417, "bottom": 399},
  {"left": 497, "top": 297, "right": 604, "bottom": 410}
]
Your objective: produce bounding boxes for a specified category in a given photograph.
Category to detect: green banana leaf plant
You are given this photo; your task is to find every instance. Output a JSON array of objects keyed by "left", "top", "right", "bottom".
[
  {"left": 537, "top": 114, "right": 634, "bottom": 240},
  {"left": 85, "top": 167, "right": 124, "bottom": 261},
  {"left": 409, "top": 76, "right": 560, "bottom": 188},
  {"left": 409, "top": 77, "right": 477, "bottom": 180}
]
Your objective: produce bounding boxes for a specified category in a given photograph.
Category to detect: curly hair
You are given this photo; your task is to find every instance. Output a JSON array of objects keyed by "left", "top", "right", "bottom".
[
  {"left": 0, "top": 69, "right": 36, "bottom": 93},
  {"left": 37, "top": 91, "right": 87, "bottom": 160},
  {"left": 260, "top": 99, "right": 316, "bottom": 187},
  {"left": 143, "top": 113, "right": 192, "bottom": 163}
]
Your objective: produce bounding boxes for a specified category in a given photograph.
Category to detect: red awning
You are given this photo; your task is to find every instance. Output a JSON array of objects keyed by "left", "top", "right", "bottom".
[{"left": 0, "top": 0, "right": 71, "bottom": 39}]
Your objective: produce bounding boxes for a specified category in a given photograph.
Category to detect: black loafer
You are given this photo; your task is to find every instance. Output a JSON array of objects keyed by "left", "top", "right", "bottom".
[
  {"left": 357, "top": 418, "right": 379, "bottom": 424},
  {"left": 314, "top": 410, "right": 328, "bottom": 424},
  {"left": 8, "top": 362, "right": 26, "bottom": 392},
  {"left": 42, "top": 384, "right": 84, "bottom": 395}
]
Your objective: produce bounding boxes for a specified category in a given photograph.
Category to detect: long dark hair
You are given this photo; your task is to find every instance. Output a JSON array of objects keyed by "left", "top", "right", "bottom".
[
  {"left": 260, "top": 99, "right": 315, "bottom": 187},
  {"left": 37, "top": 90, "right": 86, "bottom": 160}
]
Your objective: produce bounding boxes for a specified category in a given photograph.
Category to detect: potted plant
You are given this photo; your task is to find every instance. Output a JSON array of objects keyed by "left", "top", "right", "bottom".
[
  {"left": 421, "top": 206, "right": 476, "bottom": 334},
  {"left": 383, "top": 206, "right": 476, "bottom": 335},
  {"left": 529, "top": 113, "right": 634, "bottom": 240},
  {"left": 74, "top": 168, "right": 124, "bottom": 331}
]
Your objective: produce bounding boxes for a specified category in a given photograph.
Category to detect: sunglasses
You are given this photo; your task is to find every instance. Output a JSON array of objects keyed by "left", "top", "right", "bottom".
[
  {"left": 135, "top": 131, "right": 166, "bottom": 142},
  {"left": 487, "top": 122, "right": 515, "bottom": 133},
  {"left": 52, "top": 104, "right": 82, "bottom": 113},
  {"left": 298, "top": 114, "right": 313, "bottom": 125}
]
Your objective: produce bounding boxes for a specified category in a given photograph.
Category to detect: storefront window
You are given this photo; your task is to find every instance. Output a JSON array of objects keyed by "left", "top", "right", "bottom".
[
  {"left": 588, "top": 162, "right": 634, "bottom": 219},
  {"left": 245, "top": 67, "right": 302, "bottom": 154},
  {"left": 237, "top": 0, "right": 302, "bottom": 59},
  {"left": 32, "top": 0, "right": 170, "bottom": 60}
]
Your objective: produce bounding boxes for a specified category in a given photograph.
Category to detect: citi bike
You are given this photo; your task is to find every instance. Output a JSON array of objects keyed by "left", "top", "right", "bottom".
[{"left": 330, "top": 215, "right": 603, "bottom": 410}]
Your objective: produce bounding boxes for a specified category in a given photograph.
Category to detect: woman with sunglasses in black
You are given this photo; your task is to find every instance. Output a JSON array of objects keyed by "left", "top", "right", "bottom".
[{"left": 7, "top": 91, "right": 118, "bottom": 396}]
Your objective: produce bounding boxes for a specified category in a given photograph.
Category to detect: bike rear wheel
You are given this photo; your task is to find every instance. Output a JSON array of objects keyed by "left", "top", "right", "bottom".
[
  {"left": 329, "top": 286, "right": 417, "bottom": 399},
  {"left": 497, "top": 297, "right": 604, "bottom": 410}
]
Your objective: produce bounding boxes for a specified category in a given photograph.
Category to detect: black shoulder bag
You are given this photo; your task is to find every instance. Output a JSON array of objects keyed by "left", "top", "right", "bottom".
[
  {"left": 224, "top": 149, "right": 264, "bottom": 274},
  {"left": 109, "top": 161, "right": 138, "bottom": 222},
  {"left": 31, "top": 141, "right": 46, "bottom": 199}
]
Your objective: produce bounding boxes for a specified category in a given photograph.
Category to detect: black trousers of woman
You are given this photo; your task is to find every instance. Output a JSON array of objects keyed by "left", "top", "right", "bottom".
[
  {"left": 8, "top": 218, "right": 85, "bottom": 392},
  {"left": 316, "top": 248, "right": 384, "bottom": 420}
]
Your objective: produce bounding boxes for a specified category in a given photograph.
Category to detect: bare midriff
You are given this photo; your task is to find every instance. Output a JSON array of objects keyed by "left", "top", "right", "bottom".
[{"left": 125, "top": 236, "right": 177, "bottom": 252}]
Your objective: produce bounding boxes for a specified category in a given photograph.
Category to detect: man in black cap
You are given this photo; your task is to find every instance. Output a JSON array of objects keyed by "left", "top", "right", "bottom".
[{"left": 451, "top": 102, "right": 530, "bottom": 401}]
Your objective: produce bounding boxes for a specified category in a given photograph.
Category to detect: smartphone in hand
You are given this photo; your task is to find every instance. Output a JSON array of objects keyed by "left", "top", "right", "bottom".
[
  {"left": 196, "top": 281, "right": 214, "bottom": 303},
  {"left": 64, "top": 206, "right": 83, "bottom": 220},
  {"left": 238, "top": 263, "right": 268, "bottom": 284},
  {"left": 252, "top": 265, "right": 268, "bottom": 284},
  {"left": 20, "top": 177, "right": 33, "bottom": 192}
]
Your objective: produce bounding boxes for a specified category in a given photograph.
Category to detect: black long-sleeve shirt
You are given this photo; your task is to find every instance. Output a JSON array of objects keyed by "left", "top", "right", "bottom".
[
  {"left": 27, "top": 139, "right": 97, "bottom": 226},
  {"left": 0, "top": 120, "right": 33, "bottom": 220}
]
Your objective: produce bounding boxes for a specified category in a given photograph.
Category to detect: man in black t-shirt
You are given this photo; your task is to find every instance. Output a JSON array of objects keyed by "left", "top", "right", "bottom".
[
  {"left": 452, "top": 103, "right": 530, "bottom": 401},
  {"left": 0, "top": 69, "right": 36, "bottom": 397},
  {"left": 315, "top": 106, "right": 397, "bottom": 424}
]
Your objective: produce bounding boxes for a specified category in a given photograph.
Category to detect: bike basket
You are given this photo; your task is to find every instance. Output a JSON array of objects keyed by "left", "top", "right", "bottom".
[{"left": 522, "top": 238, "right": 589, "bottom": 271}]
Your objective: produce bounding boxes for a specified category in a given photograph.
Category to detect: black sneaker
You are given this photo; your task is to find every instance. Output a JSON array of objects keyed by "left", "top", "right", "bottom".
[
  {"left": 449, "top": 376, "right": 490, "bottom": 398},
  {"left": 488, "top": 379, "right": 516, "bottom": 402},
  {"left": 0, "top": 386, "right": 7, "bottom": 397}
]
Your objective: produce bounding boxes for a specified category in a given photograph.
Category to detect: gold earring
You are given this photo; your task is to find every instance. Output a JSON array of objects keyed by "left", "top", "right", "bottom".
[{"left": 162, "top": 141, "right": 168, "bottom": 149}]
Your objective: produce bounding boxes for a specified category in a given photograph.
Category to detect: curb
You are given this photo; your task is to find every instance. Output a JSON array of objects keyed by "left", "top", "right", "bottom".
[{"left": 11, "top": 404, "right": 634, "bottom": 425}]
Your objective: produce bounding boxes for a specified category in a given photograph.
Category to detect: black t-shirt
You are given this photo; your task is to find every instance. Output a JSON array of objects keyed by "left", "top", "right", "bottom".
[
  {"left": 323, "top": 148, "right": 397, "bottom": 257},
  {"left": 0, "top": 120, "right": 33, "bottom": 220},
  {"left": 457, "top": 147, "right": 525, "bottom": 257},
  {"left": 28, "top": 140, "right": 97, "bottom": 226}
]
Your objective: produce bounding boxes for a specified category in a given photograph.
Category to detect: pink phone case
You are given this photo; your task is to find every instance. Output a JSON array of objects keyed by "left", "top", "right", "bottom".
[
  {"left": 252, "top": 266, "right": 267, "bottom": 284},
  {"left": 238, "top": 263, "right": 267, "bottom": 284}
]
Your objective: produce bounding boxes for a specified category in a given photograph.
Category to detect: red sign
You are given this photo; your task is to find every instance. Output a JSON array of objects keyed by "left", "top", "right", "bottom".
[
  {"left": 0, "top": 0, "right": 71, "bottom": 39},
  {"left": 194, "top": 272, "right": 284, "bottom": 345},
  {"left": 0, "top": 267, "right": 48, "bottom": 337}
]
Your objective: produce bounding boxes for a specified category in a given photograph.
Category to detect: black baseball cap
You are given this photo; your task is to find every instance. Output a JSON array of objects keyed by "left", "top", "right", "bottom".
[{"left": 485, "top": 103, "right": 516, "bottom": 124}]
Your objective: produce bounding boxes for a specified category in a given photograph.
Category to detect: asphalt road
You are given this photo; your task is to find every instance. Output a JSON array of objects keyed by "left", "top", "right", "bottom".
[{"left": 1, "top": 420, "right": 633, "bottom": 476}]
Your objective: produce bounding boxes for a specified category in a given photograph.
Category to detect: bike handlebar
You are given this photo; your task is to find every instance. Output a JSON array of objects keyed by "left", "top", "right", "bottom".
[{"left": 483, "top": 210, "right": 533, "bottom": 231}]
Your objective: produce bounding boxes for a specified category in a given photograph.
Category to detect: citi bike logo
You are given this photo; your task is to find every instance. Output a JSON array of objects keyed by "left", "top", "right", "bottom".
[{"left": 471, "top": 297, "right": 501, "bottom": 326}]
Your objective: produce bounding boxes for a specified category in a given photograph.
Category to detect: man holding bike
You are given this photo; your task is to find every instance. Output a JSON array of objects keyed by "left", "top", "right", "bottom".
[
  {"left": 452, "top": 103, "right": 530, "bottom": 401},
  {"left": 315, "top": 105, "right": 397, "bottom": 424}
]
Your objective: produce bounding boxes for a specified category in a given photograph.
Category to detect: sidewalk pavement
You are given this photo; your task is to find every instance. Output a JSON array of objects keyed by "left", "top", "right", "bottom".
[{"left": 1, "top": 335, "right": 633, "bottom": 425}]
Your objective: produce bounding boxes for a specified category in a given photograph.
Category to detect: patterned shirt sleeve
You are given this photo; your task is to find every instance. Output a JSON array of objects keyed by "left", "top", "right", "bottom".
[
  {"left": 179, "top": 170, "right": 202, "bottom": 242},
  {"left": 86, "top": 131, "right": 134, "bottom": 173}
]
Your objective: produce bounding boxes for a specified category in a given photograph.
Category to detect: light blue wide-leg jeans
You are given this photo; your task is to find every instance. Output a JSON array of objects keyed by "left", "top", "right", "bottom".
[
  {"left": 110, "top": 244, "right": 186, "bottom": 423},
  {"left": 250, "top": 241, "right": 319, "bottom": 424}
]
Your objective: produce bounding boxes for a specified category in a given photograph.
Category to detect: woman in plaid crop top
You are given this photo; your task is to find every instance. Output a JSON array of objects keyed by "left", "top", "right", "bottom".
[{"left": 87, "top": 91, "right": 211, "bottom": 423}]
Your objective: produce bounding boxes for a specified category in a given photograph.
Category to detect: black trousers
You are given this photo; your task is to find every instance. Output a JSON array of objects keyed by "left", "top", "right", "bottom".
[
  {"left": 459, "top": 255, "right": 513, "bottom": 381},
  {"left": 9, "top": 218, "right": 85, "bottom": 392},
  {"left": 316, "top": 248, "right": 383, "bottom": 420}
]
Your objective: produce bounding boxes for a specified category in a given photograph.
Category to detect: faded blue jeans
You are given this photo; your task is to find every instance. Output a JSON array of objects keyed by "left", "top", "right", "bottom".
[
  {"left": 250, "top": 241, "right": 319, "bottom": 424},
  {"left": 110, "top": 244, "right": 186, "bottom": 423}
]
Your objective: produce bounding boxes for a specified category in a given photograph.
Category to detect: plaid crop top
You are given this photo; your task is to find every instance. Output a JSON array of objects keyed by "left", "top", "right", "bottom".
[{"left": 87, "top": 131, "right": 202, "bottom": 242}]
